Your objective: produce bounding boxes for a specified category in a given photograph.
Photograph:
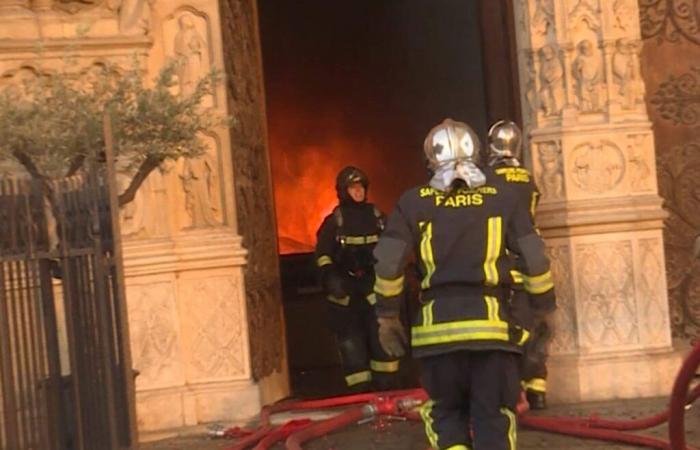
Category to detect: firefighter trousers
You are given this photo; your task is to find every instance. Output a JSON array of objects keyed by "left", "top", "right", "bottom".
[
  {"left": 420, "top": 350, "right": 520, "bottom": 450},
  {"left": 326, "top": 277, "right": 401, "bottom": 391}
]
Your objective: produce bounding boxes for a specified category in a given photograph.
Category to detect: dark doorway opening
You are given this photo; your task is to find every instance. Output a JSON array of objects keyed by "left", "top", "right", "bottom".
[{"left": 257, "top": 0, "right": 519, "bottom": 397}]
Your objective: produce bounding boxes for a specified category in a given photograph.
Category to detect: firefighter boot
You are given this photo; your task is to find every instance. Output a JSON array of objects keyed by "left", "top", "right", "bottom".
[{"left": 526, "top": 389, "right": 547, "bottom": 410}]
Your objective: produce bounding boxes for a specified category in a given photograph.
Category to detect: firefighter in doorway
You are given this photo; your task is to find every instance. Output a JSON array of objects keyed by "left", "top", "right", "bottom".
[
  {"left": 372, "top": 119, "right": 556, "bottom": 450},
  {"left": 314, "top": 166, "right": 401, "bottom": 392},
  {"left": 487, "top": 119, "right": 554, "bottom": 410}
]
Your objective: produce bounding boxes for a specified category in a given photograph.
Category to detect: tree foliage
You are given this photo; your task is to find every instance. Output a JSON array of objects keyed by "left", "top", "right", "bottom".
[{"left": 0, "top": 58, "right": 225, "bottom": 206}]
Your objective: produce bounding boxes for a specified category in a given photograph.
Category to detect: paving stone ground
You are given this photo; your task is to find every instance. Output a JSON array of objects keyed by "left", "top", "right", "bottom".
[{"left": 140, "top": 394, "right": 700, "bottom": 449}]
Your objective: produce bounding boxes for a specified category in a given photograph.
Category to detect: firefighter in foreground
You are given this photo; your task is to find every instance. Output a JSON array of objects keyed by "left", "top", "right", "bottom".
[
  {"left": 372, "top": 119, "right": 556, "bottom": 450},
  {"left": 315, "top": 166, "right": 401, "bottom": 392},
  {"left": 487, "top": 119, "right": 552, "bottom": 410}
]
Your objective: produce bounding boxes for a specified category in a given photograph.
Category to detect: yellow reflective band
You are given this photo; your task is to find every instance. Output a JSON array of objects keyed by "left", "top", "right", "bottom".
[
  {"left": 316, "top": 255, "right": 332, "bottom": 267},
  {"left": 484, "top": 295, "right": 500, "bottom": 321},
  {"left": 366, "top": 293, "right": 377, "bottom": 305},
  {"left": 518, "top": 329, "right": 531, "bottom": 346},
  {"left": 510, "top": 269, "right": 524, "bottom": 284},
  {"left": 343, "top": 234, "right": 379, "bottom": 245},
  {"left": 501, "top": 407, "right": 517, "bottom": 450},
  {"left": 326, "top": 295, "right": 350, "bottom": 306},
  {"left": 422, "top": 300, "right": 434, "bottom": 327},
  {"left": 419, "top": 221, "right": 436, "bottom": 289},
  {"left": 523, "top": 377, "right": 547, "bottom": 393},
  {"left": 411, "top": 320, "right": 510, "bottom": 347},
  {"left": 370, "top": 359, "right": 400, "bottom": 373},
  {"left": 523, "top": 270, "right": 554, "bottom": 294},
  {"left": 374, "top": 275, "right": 404, "bottom": 297},
  {"left": 445, "top": 446, "right": 471, "bottom": 450},
  {"left": 530, "top": 191, "right": 539, "bottom": 219},
  {"left": 345, "top": 370, "right": 372, "bottom": 386},
  {"left": 420, "top": 400, "right": 439, "bottom": 449},
  {"left": 483, "top": 217, "right": 502, "bottom": 286}
]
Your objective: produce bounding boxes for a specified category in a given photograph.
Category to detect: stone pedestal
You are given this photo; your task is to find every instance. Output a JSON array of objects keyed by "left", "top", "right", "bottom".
[{"left": 513, "top": 0, "right": 681, "bottom": 402}]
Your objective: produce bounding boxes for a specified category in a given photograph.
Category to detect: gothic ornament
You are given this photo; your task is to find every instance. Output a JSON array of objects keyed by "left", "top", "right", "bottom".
[
  {"left": 640, "top": 0, "right": 700, "bottom": 45},
  {"left": 651, "top": 66, "right": 700, "bottom": 126}
]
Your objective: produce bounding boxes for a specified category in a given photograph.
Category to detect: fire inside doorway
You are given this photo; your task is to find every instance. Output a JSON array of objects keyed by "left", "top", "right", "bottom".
[{"left": 257, "top": 0, "right": 520, "bottom": 397}]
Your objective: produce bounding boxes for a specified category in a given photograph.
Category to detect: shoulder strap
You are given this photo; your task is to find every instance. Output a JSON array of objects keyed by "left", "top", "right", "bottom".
[{"left": 333, "top": 206, "right": 343, "bottom": 228}]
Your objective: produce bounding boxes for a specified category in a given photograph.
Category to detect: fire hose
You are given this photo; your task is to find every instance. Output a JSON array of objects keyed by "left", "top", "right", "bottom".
[{"left": 216, "top": 340, "right": 700, "bottom": 449}]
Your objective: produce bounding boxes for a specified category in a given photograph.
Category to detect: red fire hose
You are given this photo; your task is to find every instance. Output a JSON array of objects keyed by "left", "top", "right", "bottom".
[{"left": 222, "top": 341, "right": 700, "bottom": 449}]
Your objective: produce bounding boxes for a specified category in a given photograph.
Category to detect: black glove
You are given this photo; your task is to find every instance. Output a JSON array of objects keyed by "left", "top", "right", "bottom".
[
  {"left": 377, "top": 316, "right": 408, "bottom": 358},
  {"left": 324, "top": 271, "right": 347, "bottom": 300}
]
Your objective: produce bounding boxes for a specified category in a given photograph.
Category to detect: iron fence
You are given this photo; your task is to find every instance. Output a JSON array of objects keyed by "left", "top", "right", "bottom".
[{"left": 0, "top": 169, "right": 135, "bottom": 450}]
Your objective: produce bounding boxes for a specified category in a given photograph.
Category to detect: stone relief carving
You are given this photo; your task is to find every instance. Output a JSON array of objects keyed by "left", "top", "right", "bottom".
[
  {"left": 536, "top": 140, "right": 565, "bottom": 200},
  {"left": 181, "top": 278, "right": 245, "bottom": 379},
  {"left": 613, "top": 0, "right": 635, "bottom": 33},
  {"left": 173, "top": 13, "right": 208, "bottom": 96},
  {"left": 638, "top": 238, "right": 670, "bottom": 344},
  {"left": 612, "top": 39, "right": 644, "bottom": 110},
  {"left": 627, "top": 134, "right": 652, "bottom": 191},
  {"left": 522, "top": 51, "right": 538, "bottom": 120},
  {"left": 546, "top": 244, "right": 579, "bottom": 354},
  {"left": 658, "top": 140, "right": 700, "bottom": 338},
  {"left": 570, "top": 140, "right": 625, "bottom": 194},
  {"left": 569, "top": 0, "right": 601, "bottom": 32},
  {"left": 532, "top": 0, "right": 555, "bottom": 37},
  {"left": 112, "top": 0, "right": 153, "bottom": 36},
  {"left": 651, "top": 66, "right": 700, "bottom": 126},
  {"left": 576, "top": 241, "right": 639, "bottom": 348},
  {"left": 571, "top": 40, "right": 604, "bottom": 112},
  {"left": 538, "top": 44, "right": 566, "bottom": 116},
  {"left": 118, "top": 165, "right": 168, "bottom": 238},
  {"left": 640, "top": 0, "right": 700, "bottom": 45},
  {"left": 178, "top": 138, "right": 222, "bottom": 230},
  {"left": 127, "top": 283, "right": 181, "bottom": 388},
  {"left": 55, "top": 0, "right": 152, "bottom": 35}
]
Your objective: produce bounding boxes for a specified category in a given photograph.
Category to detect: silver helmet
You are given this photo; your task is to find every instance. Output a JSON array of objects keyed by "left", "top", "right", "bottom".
[
  {"left": 423, "top": 118, "right": 485, "bottom": 191},
  {"left": 487, "top": 120, "right": 522, "bottom": 166}
]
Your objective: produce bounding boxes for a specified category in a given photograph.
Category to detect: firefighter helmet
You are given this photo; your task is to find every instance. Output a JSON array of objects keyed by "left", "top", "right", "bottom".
[
  {"left": 423, "top": 118, "right": 485, "bottom": 190},
  {"left": 336, "top": 166, "right": 369, "bottom": 202},
  {"left": 487, "top": 120, "right": 522, "bottom": 166}
]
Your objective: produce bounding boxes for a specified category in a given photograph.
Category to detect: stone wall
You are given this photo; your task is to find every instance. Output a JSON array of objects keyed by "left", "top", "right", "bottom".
[
  {"left": 638, "top": 0, "right": 700, "bottom": 341},
  {"left": 0, "top": 0, "right": 287, "bottom": 440},
  {"left": 513, "top": 0, "right": 680, "bottom": 403}
]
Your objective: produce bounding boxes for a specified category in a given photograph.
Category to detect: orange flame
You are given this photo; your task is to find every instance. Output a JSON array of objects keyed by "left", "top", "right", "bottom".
[{"left": 268, "top": 110, "right": 419, "bottom": 254}]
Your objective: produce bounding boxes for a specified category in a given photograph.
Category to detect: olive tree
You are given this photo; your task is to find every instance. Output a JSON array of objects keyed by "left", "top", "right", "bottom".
[{"left": 0, "top": 58, "right": 224, "bottom": 206}]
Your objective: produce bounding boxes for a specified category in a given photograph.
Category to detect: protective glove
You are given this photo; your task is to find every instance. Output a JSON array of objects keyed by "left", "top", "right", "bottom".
[
  {"left": 377, "top": 316, "right": 408, "bottom": 358},
  {"left": 324, "top": 271, "right": 347, "bottom": 300}
]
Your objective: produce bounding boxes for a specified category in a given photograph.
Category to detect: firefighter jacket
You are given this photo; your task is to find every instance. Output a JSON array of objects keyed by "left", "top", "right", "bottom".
[
  {"left": 486, "top": 165, "right": 553, "bottom": 327},
  {"left": 372, "top": 183, "right": 556, "bottom": 358},
  {"left": 315, "top": 202, "right": 386, "bottom": 304}
]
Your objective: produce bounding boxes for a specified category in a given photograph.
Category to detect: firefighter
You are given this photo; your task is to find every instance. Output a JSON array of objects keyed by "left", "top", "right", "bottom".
[
  {"left": 314, "top": 166, "right": 401, "bottom": 392},
  {"left": 372, "top": 119, "right": 556, "bottom": 450},
  {"left": 487, "top": 119, "right": 552, "bottom": 410}
]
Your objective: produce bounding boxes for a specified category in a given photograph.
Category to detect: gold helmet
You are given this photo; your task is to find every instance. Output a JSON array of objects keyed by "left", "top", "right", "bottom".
[
  {"left": 487, "top": 119, "right": 522, "bottom": 166},
  {"left": 423, "top": 118, "right": 485, "bottom": 190}
]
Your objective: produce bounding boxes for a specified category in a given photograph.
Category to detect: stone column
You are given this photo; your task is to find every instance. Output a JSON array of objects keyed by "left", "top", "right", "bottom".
[{"left": 513, "top": 0, "right": 680, "bottom": 403}]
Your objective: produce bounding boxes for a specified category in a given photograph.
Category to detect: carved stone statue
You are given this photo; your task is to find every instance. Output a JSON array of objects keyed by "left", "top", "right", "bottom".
[
  {"left": 174, "top": 14, "right": 207, "bottom": 97},
  {"left": 537, "top": 141, "right": 564, "bottom": 199},
  {"left": 538, "top": 45, "right": 565, "bottom": 117},
  {"left": 612, "top": 38, "right": 642, "bottom": 109},
  {"left": 179, "top": 154, "right": 220, "bottom": 229},
  {"left": 532, "top": 0, "right": 555, "bottom": 37},
  {"left": 572, "top": 40, "right": 603, "bottom": 112},
  {"left": 110, "top": 0, "right": 153, "bottom": 36}
]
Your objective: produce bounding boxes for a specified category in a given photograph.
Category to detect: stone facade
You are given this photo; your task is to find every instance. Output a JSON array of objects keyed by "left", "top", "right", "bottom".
[
  {"left": 513, "top": 0, "right": 681, "bottom": 403},
  {"left": 0, "top": 0, "right": 288, "bottom": 441}
]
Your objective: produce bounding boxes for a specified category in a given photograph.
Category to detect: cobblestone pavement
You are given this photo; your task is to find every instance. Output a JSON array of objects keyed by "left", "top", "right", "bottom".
[{"left": 140, "top": 395, "right": 700, "bottom": 449}]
